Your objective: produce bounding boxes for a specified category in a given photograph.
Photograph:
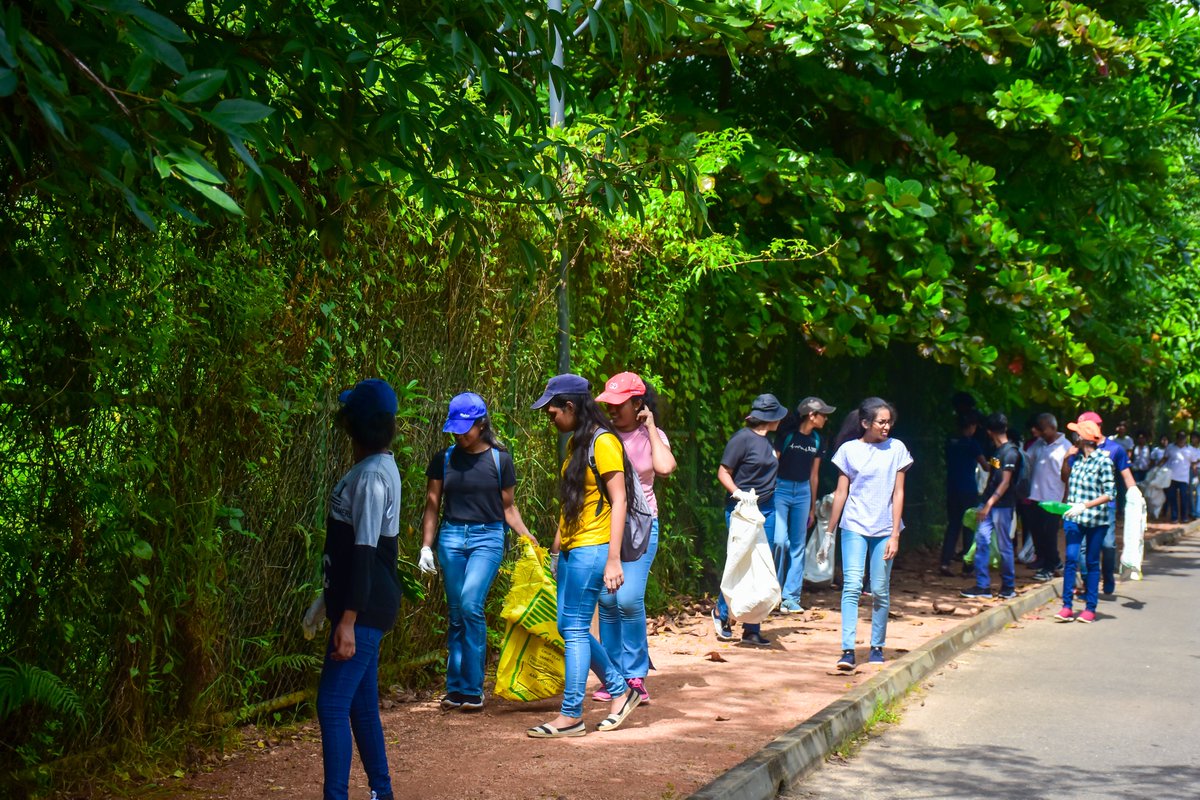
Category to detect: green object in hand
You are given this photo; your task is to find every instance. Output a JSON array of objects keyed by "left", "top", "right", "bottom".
[
  {"left": 1039, "top": 501, "right": 1073, "bottom": 516},
  {"left": 962, "top": 506, "right": 981, "bottom": 531}
]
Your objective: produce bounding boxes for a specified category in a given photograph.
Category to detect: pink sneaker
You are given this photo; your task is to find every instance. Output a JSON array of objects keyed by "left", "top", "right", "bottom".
[
  {"left": 1054, "top": 607, "right": 1075, "bottom": 623},
  {"left": 627, "top": 677, "right": 650, "bottom": 705},
  {"left": 592, "top": 689, "right": 612, "bottom": 702},
  {"left": 1076, "top": 609, "right": 1096, "bottom": 624}
]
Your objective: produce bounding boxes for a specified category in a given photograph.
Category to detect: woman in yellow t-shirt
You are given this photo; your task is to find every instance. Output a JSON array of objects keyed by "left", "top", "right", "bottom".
[{"left": 525, "top": 373, "right": 642, "bottom": 739}]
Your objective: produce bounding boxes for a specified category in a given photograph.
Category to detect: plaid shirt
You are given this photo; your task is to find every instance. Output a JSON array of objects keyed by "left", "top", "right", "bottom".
[{"left": 1066, "top": 449, "right": 1115, "bottom": 527}]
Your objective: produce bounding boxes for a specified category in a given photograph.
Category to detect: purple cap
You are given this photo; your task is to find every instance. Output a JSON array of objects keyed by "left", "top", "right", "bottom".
[
  {"left": 531, "top": 373, "right": 591, "bottom": 409},
  {"left": 443, "top": 392, "right": 488, "bottom": 434},
  {"left": 338, "top": 378, "right": 398, "bottom": 418}
]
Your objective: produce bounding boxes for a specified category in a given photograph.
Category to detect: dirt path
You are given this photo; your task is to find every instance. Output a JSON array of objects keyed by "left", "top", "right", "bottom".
[{"left": 153, "top": 521, "right": 1174, "bottom": 800}]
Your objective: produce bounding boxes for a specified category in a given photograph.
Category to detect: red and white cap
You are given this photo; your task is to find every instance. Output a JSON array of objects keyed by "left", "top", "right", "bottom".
[{"left": 596, "top": 372, "right": 647, "bottom": 404}]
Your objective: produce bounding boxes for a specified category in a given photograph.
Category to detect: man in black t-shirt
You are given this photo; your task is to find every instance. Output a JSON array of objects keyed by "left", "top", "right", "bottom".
[{"left": 961, "top": 413, "right": 1019, "bottom": 600}]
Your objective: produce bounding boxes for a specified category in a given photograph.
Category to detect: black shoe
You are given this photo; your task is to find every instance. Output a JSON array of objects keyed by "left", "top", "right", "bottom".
[
  {"left": 459, "top": 695, "right": 484, "bottom": 712},
  {"left": 711, "top": 608, "right": 733, "bottom": 641},
  {"left": 440, "top": 692, "right": 466, "bottom": 711},
  {"left": 739, "top": 631, "right": 772, "bottom": 647},
  {"left": 1033, "top": 569, "right": 1054, "bottom": 582},
  {"left": 961, "top": 563, "right": 973, "bottom": 576},
  {"left": 939, "top": 564, "right": 955, "bottom": 577},
  {"left": 998, "top": 588, "right": 1017, "bottom": 599},
  {"left": 960, "top": 586, "right": 994, "bottom": 599}
]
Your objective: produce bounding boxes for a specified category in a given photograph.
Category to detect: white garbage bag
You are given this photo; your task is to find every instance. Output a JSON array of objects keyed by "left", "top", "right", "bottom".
[
  {"left": 805, "top": 493, "right": 835, "bottom": 584},
  {"left": 975, "top": 464, "right": 988, "bottom": 494},
  {"left": 1143, "top": 466, "right": 1170, "bottom": 519},
  {"left": 720, "top": 491, "right": 780, "bottom": 624},
  {"left": 1121, "top": 486, "right": 1147, "bottom": 581}
]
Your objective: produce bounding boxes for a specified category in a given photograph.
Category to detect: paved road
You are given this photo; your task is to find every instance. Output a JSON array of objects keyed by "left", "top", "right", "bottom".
[{"left": 785, "top": 536, "right": 1200, "bottom": 800}]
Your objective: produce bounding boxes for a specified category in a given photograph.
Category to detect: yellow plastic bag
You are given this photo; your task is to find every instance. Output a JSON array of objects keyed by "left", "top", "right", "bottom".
[{"left": 494, "top": 540, "right": 564, "bottom": 701}]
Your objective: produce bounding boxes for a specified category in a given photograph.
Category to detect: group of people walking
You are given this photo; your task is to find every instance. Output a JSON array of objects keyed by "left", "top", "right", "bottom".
[
  {"left": 943, "top": 401, "right": 1184, "bottom": 628},
  {"left": 314, "top": 372, "right": 678, "bottom": 799},
  {"left": 313, "top": 375, "right": 1181, "bottom": 800},
  {"left": 708, "top": 393, "right": 912, "bottom": 673}
]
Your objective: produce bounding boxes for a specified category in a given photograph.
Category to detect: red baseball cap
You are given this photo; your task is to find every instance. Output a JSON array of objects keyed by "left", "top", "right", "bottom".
[
  {"left": 1078, "top": 411, "right": 1103, "bottom": 425},
  {"left": 596, "top": 372, "right": 647, "bottom": 404}
]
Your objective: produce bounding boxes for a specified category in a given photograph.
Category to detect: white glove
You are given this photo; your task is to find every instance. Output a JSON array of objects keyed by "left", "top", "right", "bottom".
[
  {"left": 418, "top": 546, "right": 437, "bottom": 574},
  {"left": 549, "top": 551, "right": 560, "bottom": 578},
  {"left": 302, "top": 594, "right": 326, "bottom": 640},
  {"left": 732, "top": 490, "right": 753, "bottom": 503},
  {"left": 816, "top": 531, "right": 834, "bottom": 565},
  {"left": 1063, "top": 502, "right": 1087, "bottom": 519}
]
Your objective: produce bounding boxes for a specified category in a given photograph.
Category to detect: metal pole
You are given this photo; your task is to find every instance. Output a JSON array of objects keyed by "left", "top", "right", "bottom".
[{"left": 549, "top": 0, "right": 571, "bottom": 458}]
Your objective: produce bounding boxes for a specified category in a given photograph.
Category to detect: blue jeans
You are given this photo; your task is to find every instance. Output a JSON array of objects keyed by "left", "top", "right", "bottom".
[
  {"left": 317, "top": 624, "right": 391, "bottom": 800},
  {"left": 597, "top": 518, "right": 659, "bottom": 679},
  {"left": 1063, "top": 520, "right": 1105, "bottom": 611},
  {"left": 973, "top": 507, "right": 1015, "bottom": 592},
  {"left": 558, "top": 543, "right": 627, "bottom": 718},
  {"left": 773, "top": 480, "right": 812, "bottom": 606},
  {"left": 839, "top": 530, "right": 893, "bottom": 651},
  {"left": 1075, "top": 510, "right": 1116, "bottom": 594},
  {"left": 716, "top": 503, "right": 776, "bottom": 636},
  {"left": 437, "top": 520, "right": 505, "bottom": 697}
]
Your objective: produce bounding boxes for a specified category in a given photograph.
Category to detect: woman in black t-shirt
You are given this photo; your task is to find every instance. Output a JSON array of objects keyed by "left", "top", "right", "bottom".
[{"left": 418, "top": 392, "right": 535, "bottom": 712}]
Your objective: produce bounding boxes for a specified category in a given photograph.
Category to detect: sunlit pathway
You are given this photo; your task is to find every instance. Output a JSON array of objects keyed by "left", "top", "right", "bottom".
[{"left": 785, "top": 535, "right": 1200, "bottom": 800}]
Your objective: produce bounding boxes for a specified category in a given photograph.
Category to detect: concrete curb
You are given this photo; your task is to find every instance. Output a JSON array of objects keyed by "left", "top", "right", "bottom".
[
  {"left": 687, "top": 582, "right": 1058, "bottom": 800},
  {"left": 690, "top": 523, "right": 1200, "bottom": 800},
  {"left": 1145, "top": 519, "right": 1200, "bottom": 550}
]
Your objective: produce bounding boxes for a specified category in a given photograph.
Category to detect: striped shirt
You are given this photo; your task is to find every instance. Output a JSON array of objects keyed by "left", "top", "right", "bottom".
[{"left": 1065, "top": 450, "right": 1115, "bottom": 527}]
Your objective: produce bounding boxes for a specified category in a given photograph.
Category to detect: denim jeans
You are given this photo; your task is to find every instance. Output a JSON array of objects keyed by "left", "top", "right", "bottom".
[
  {"left": 437, "top": 520, "right": 505, "bottom": 697},
  {"left": 558, "top": 543, "right": 627, "bottom": 718},
  {"left": 317, "top": 624, "right": 391, "bottom": 800},
  {"left": 716, "top": 503, "right": 776, "bottom": 636},
  {"left": 941, "top": 490, "right": 978, "bottom": 566},
  {"left": 1063, "top": 520, "right": 1105, "bottom": 611},
  {"left": 597, "top": 518, "right": 659, "bottom": 679},
  {"left": 1075, "top": 509, "right": 1116, "bottom": 594},
  {"left": 973, "top": 507, "right": 1015, "bottom": 592},
  {"left": 773, "top": 480, "right": 812, "bottom": 606},
  {"left": 839, "top": 529, "right": 893, "bottom": 651}
]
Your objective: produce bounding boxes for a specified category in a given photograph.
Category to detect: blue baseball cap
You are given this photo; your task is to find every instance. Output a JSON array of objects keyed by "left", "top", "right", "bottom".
[
  {"left": 338, "top": 378, "right": 398, "bottom": 418},
  {"left": 531, "top": 373, "right": 591, "bottom": 409},
  {"left": 443, "top": 392, "right": 488, "bottom": 434}
]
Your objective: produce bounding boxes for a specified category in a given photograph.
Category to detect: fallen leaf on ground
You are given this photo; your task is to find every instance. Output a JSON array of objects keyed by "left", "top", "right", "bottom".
[
  {"left": 704, "top": 651, "right": 728, "bottom": 662},
  {"left": 715, "top": 715, "right": 730, "bottom": 722}
]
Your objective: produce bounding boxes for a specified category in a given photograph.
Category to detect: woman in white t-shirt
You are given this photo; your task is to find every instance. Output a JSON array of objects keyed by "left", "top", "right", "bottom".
[{"left": 820, "top": 397, "right": 913, "bottom": 673}]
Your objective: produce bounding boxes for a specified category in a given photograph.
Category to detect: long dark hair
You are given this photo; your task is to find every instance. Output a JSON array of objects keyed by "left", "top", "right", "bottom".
[
  {"left": 476, "top": 415, "right": 508, "bottom": 452},
  {"left": 551, "top": 392, "right": 638, "bottom": 531},
  {"left": 633, "top": 379, "right": 660, "bottom": 420},
  {"left": 834, "top": 397, "right": 898, "bottom": 450}
]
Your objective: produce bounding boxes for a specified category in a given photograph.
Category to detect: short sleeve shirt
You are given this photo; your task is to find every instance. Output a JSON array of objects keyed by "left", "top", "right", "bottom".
[
  {"left": 984, "top": 441, "right": 1021, "bottom": 508},
  {"left": 1027, "top": 434, "right": 1070, "bottom": 503},
  {"left": 945, "top": 435, "right": 984, "bottom": 495},
  {"left": 426, "top": 446, "right": 516, "bottom": 524},
  {"left": 560, "top": 431, "right": 624, "bottom": 550},
  {"left": 774, "top": 429, "right": 825, "bottom": 483},
  {"left": 1164, "top": 444, "right": 1198, "bottom": 483},
  {"left": 617, "top": 425, "right": 669, "bottom": 517},
  {"left": 831, "top": 437, "right": 914, "bottom": 537},
  {"left": 721, "top": 427, "right": 778, "bottom": 507}
]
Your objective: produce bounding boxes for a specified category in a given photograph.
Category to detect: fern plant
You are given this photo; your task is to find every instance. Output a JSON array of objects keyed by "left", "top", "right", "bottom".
[{"left": 0, "top": 660, "right": 86, "bottom": 725}]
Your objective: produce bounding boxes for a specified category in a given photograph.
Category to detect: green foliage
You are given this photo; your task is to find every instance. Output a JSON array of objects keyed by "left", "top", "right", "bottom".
[
  {"left": 0, "top": 660, "right": 85, "bottom": 724},
  {"left": 2, "top": 0, "right": 1198, "bottom": 789}
]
